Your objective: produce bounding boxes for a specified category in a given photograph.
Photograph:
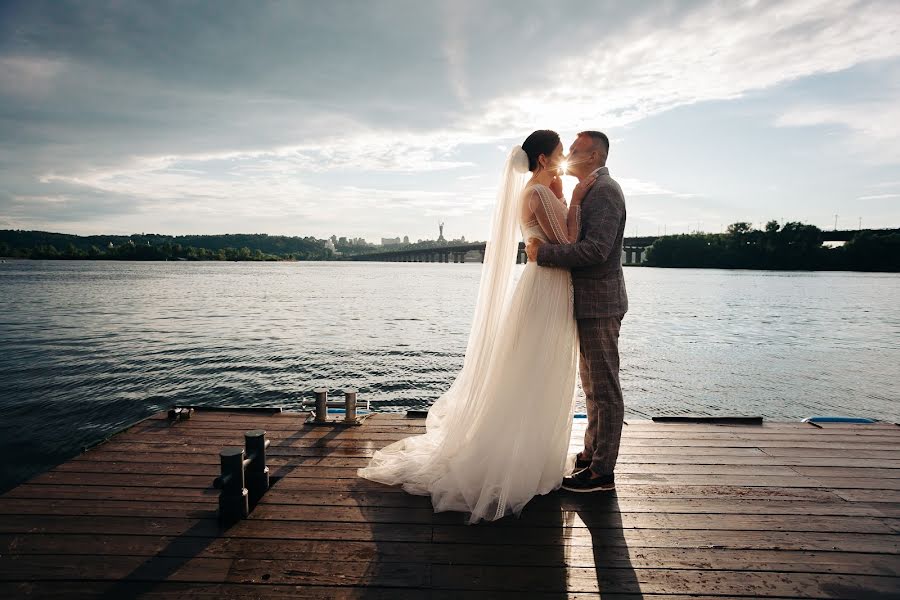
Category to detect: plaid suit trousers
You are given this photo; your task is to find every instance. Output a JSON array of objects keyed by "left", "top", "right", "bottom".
[{"left": 577, "top": 316, "right": 624, "bottom": 476}]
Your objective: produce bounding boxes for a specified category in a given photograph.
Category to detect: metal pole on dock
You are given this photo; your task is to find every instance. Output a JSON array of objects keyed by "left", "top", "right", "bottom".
[
  {"left": 314, "top": 388, "right": 328, "bottom": 423},
  {"left": 343, "top": 388, "right": 358, "bottom": 423},
  {"left": 217, "top": 447, "right": 249, "bottom": 523},
  {"left": 244, "top": 430, "right": 270, "bottom": 506}
]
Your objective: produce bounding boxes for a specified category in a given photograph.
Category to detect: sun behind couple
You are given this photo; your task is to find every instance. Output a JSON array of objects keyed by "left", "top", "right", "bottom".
[{"left": 359, "top": 129, "right": 628, "bottom": 523}]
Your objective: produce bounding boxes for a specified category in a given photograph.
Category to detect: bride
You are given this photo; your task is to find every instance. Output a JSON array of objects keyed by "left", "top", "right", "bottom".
[{"left": 358, "top": 130, "right": 597, "bottom": 523}]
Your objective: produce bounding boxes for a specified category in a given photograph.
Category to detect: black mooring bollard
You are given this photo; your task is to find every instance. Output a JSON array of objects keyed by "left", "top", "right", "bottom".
[
  {"left": 217, "top": 447, "right": 249, "bottom": 523},
  {"left": 244, "top": 429, "right": 270, "bottom": 506}
]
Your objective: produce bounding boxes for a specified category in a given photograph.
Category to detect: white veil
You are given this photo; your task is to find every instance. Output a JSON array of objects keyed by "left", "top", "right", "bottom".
[
  {"left": 358, "top": 145, "right": 531, "bottom": 487},
  {"left": 425, "top": 145, "right": 530, "bottom": 430}
]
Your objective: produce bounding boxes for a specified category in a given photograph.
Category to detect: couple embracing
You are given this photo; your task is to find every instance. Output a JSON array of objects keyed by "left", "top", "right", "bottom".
[{"left": 359, "top": 129, "right": 628, "bottom": 524}]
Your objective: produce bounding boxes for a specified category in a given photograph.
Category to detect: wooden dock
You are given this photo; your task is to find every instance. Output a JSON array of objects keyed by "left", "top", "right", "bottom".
[{"left": 1, "top": 410, "right": 898, "bottom": 598}]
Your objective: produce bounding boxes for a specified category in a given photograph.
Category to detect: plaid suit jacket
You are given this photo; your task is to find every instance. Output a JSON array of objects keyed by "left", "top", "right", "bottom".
[{"left": 536, "top": 167, "right": 628, "bottom": 319}]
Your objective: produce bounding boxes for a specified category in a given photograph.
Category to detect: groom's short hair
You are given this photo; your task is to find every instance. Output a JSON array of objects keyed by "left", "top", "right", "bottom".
[{"left": 578, "top": 130, "right": 609, "bottom": 155}]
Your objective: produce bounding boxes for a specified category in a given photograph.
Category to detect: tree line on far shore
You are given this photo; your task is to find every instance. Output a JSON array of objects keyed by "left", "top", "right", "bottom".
[
  {"left": 0, "top": 231, "right": 332, "bottom": 261},
  {"left": 2, "top": 224, "right": 898, "bottom": 271},
  {"left": 644, "top": 221, "right": 899, "bottom": 272}
]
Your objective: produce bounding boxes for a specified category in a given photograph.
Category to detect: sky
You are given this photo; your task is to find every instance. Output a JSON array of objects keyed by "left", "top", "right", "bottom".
[{"left": 1, "top": 0, "right": 899, "bottom": 243}]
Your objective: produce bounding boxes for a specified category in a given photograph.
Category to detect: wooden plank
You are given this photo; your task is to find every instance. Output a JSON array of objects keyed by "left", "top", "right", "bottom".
[
  {"left": 113, "top": 426, "right": 900, "bottom": 445},
  {"left": 132, "top": 421, "right": 900, "bottom": 438},
  {"left": 429, "top": 564, "right": 900, "bottom": 596},
  {"left": 0, "top": 499, "right": 218, "bottom": 519},
  {"left": 0, "top": 554, "right": 430, "bottom": 588},
  {"left": 71, "top": 441, "right": 782, "bottom": 458},
  {"left": 759, "top": 447, "right": 900, "bottom": 458},
  {"left": 1, "top": 498, "right": 892, "bottom": 533},
  {"left": 244, "top": 504, "right": 897, "bottom": 533},
  {"left": 0, "top": 513, "right": 896, "bottom": 554},
  {"left": 1, "top": 484, "right": 219, "bottom": 503},
  {"left": 0, "top": 581, "right": 781, "bottom": 600},
  {"left": 29, "top": 470, "right": 897, "bottom": 499},
  {"left": 308, "top": 455, "right": 900, "bottom": 469},
  {"left": 2, "top": 491, "right": 894, "bottom": 520},
  {"left": 3, "top": 533, "right": 897, "bottom": 576},
  {"left": 4, "top": 479, "right": 844, "bottom": 506},
  {"left": 0, "top": 515, "right": 433, "bottom": 543},
  {"left": 122, "top": 418, "right": 900, "bottom": 440},
  {"left": 833, "top": 488, "right": 900, "bottom": 503},
  {"left": 59, "top": 459, "right": 882, "bottom": 479},
  {"left": 67, "top": 448, "right": 900, "bottom": 469},
  {"left": 259, "top": 478, "right": 857, "bottom": 500},
  {"left": 255, "top": 491, "right": 900, "bottom": 516},
  {"left": 2, "top": 555, "right": 898, "bottom": 598},
  {"left": 791, "top": 467, "right": 900, "bottom": 479},
  {"left": 428, "top": 526, "right": 900, "bottom": 553},
  {"left": 26, "top": 471, "right": 220, "bottom": 489}
]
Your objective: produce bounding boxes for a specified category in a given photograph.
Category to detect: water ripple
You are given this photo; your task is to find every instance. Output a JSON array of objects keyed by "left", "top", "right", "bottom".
[{"left": 0, "top": 261, "right": 898, "bottom": 492}]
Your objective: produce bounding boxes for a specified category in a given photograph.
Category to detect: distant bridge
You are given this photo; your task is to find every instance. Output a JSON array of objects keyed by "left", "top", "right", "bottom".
[
  {"left": 350, "top": 238, "right": 657, "bottom": 265},
  {"left": 349, "top": 229, "right": 896, "bottom": 266}
]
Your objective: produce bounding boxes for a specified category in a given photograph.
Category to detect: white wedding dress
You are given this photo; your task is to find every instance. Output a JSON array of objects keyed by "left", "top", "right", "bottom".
[{"left": 358, "top": 148, "right": 579, "bottom": 523}]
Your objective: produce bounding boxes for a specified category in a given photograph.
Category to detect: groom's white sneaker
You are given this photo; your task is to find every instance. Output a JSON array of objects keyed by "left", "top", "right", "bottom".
[{"left": 561, "top": 469, "right": 615, "bottom": 493}]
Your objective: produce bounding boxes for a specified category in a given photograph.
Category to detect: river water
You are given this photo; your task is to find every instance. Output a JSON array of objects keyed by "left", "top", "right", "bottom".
[{"left": 0, "top": 260, "right": 897, "bottom": 491}]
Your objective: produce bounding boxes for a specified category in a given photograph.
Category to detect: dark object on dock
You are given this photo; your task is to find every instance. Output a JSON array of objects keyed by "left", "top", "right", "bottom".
[
  {"left": 214, "top": 447, "right": 248, "bottom": 523},
  {"left": 406, "top": 409, "right": 429, "bottom": 418},
  {"left": 652, "top": 415, "right": 763, "bottom": 425},
  {"left": 167, "top": 407, "right": 194, "bottom": 421},
  {"left": 243, "top": 430, "right": 270, "bottom": 506},
  {"left": 303, "top": 388, "right": 366, "bottom": 426},
  {"left": 212, "top": 430, "right": 271, "bottom": 523},
  {"left": 184, "top": 405, "right": 283, "bottom": 414}
]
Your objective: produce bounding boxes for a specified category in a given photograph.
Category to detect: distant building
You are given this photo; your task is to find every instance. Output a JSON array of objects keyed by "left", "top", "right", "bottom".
[
  {"left": 324, "top": 239, "right": 336, "bottom": 252},
  {"left": 403, "top": 235, "right": 410, "bottom": 244},
  {"left": 338, "top": 236, "right": 348, "bottom": 245},
  {"left": 382, "top": 237, "right": 402, "bottom": 246}
]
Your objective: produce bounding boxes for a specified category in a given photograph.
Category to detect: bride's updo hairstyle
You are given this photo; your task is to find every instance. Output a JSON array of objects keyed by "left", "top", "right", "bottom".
[{"left": 522, "top": 130, "right": 560, "bottom": 172}]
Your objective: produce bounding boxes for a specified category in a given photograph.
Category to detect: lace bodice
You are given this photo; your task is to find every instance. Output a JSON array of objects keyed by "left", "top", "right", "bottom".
[{"left": 519, "top": 184, "right": 581, "bottom": 245}]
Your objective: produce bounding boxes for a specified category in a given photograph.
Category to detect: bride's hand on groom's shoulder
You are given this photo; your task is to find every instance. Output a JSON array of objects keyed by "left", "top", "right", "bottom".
[{"left": 572, "top": 174, "right": 598, "bottom": 205}]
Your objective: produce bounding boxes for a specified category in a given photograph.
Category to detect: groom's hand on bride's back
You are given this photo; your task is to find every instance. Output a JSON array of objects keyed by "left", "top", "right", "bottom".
[{"left": 526, "top": 238, "right": 543, "bottom": 261}]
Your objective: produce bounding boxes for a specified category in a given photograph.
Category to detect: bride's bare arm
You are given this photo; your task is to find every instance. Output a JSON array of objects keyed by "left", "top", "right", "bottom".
[{"left": 528, "top": 186, "right": 580, "bottom": 244}]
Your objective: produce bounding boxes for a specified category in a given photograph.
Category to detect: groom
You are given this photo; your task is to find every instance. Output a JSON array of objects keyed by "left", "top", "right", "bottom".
[{"left": 526, "top": 130, "right": 627, "bottom": 493}]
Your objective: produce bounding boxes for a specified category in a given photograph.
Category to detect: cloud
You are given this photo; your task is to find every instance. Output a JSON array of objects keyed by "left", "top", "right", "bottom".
[
  {"left": 776, "top": 98, "right": 900, "bottom": 164},
  {"left": 469, "top": 0, "right": 900, "bottom": 139},
  {"left": 857, "top": 193, "right": 900, "bottom": 200},
  {"left": 618, "top": 177, "right": 698, "bottom": 199},
  {"left": 0, "top": 55, "right": 65, "bottom": 97},
  {"left": 441, "top": 0, "right": 472, "bottom": 106},
  {"left": 1, "top": 0, "right": 899, "bottom": 237}
]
